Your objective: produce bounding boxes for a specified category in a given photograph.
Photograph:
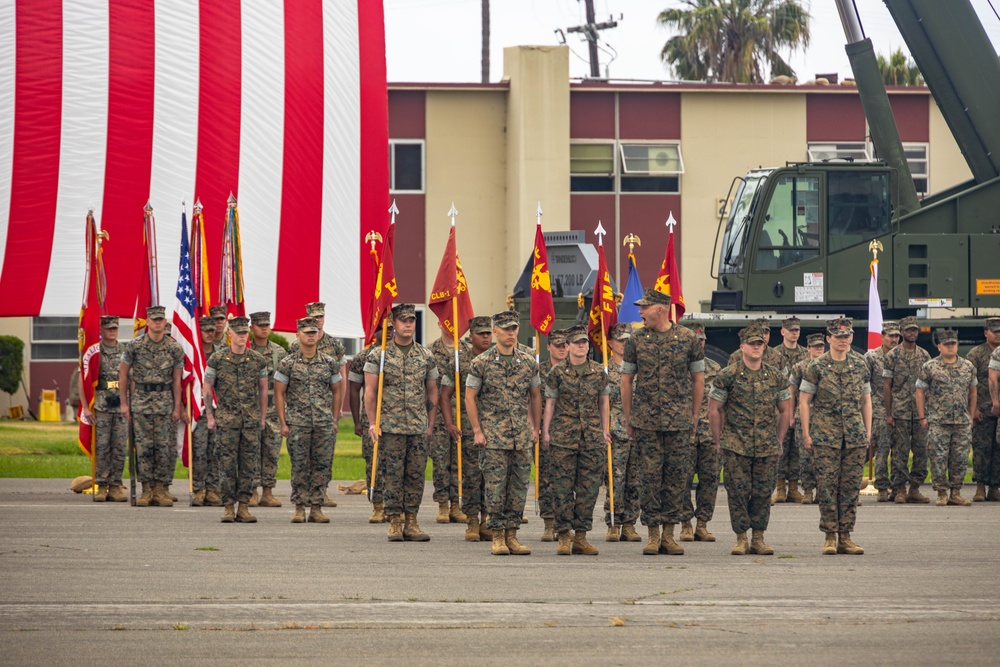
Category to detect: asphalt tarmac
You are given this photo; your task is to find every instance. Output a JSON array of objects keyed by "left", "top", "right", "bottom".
[{"left": 1, "top": 478, "right": 997, "bottom": 666}]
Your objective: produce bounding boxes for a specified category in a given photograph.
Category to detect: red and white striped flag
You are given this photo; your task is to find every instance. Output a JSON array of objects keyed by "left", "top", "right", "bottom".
[
  {"left": 171, "top": 211, "right": 205, "bottom": 466},
  {"left": 867, "top": 258, "right": 884, "bottom": 351},
  {"left": 0, "top": 0, "right": 387, "bottom": 336}
]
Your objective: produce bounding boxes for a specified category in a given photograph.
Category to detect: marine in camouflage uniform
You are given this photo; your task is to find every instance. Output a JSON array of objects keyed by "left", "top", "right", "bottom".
[
  {"left": 965, "top": 317, "right": 1000, "bottom": 501},
  {"left": 120, "top": 306, "right": 185, "bottom": 507},
  {"left": 429, "top": 327, "right": 469, "bottom": 523},
  {"left": 990, "top": 347, "right": 1000, "bottom": 500},
  {"left": 348, "top": 338, "right": 387, "bottom": 520},
  {"left": 290, "top": 302, "right": 345, "bottom": 507},
  {"left": 205, "top": 317, "right": 268, "bottom": 523},
  {"left": 727, "top": 318, "right": 783, "bottom": 369},
  {"left": 771, "top": 316, "right": 809, "bottom": 503},
  {"left": 677, "top": 322, "right": 720, "bottom": 543},
  {"left": 466, "top": 310, "right": 542, "bottom": 555},
  {"left": 542, "top": 325, "right": 610, "bottom": 555},
  {"left": 621, "top": 289, "right": 705, "bottom": 557},
  {"left": 884, "top": 316, "right": 932, "bottom": 503},
  {"left": 915, "top": 328, "right": 977, "bottom": 506},
  {"left": 537, "top": 328, "right": 570, "bottom": 540},
  {"left": 210, "top": 305, "right": 228, "bottom": 346},
  {"left": 275, "top": 317, "right": 343, "bottom": 524},
  {"left": 709, "top": 324, "right": 792, "bottom": 556},
  {"left": 247, "top": 311, "right": 287, "bottom": 508},
  {"left": 364, "top": 304, "right": 438, "bottom": 542},
  {"left": 80, "top": 316, "right": 128, "bottom": 502},
  {"left": 604, "top": 323, "right": 642, "bottom": 541},
  {"left": 800, "top": 318, "right": 871, "bottom": 555},
  {"left": 790, "top": 333, "right": 827, "bottom": 502},
  {"left": 864, "top": 321, "right": 901, "bottom": 501},
  {"left": 440, "top": 316, "right": 493, "bottom": 541},
  {"left": 190, "top": 316, "right": 220, "bottom": 506}
]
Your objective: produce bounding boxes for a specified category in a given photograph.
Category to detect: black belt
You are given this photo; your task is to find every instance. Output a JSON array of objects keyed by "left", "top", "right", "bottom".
[{"left": 140, "top": 383, "right": 170, "bottom": 392}]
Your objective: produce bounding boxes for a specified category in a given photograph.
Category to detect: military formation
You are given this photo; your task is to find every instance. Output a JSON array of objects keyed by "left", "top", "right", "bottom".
[{"left": 81, "top": 295, "right": 1000, "bottom": 556}]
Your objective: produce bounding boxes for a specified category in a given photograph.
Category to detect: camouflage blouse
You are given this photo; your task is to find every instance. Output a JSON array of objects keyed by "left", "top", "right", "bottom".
[
  {"left": 709, "top": 361, "right": 791, "bottom": 457},
  {"left": 800, "top": 351, "right": 871, "bottom": 449},
  {"left": 915, "top": 357, "right": 976, "bottom": 425}
]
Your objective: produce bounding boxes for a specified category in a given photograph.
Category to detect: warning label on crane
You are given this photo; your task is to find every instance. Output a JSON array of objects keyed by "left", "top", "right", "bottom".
[
  {"left": 795, "top": 273, "right": 824, "bottom": 303},
  {"left": 976, "top": 279, "right": 1000, "bottom": 295}
]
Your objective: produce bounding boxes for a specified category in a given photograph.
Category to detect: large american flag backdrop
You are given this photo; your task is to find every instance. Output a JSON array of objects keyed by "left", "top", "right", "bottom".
[{"left": 0, "top": 0, "right": 388, "bottom": 336}]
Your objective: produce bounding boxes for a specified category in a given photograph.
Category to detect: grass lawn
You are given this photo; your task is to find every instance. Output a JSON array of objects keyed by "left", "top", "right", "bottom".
[{"left": 0, "top": 419, "right": 397, "bottom": 481}]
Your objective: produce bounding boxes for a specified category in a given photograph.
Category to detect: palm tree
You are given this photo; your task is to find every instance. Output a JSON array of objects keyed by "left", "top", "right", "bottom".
[
  {"left": 658, "top": 0, "right": 810, "bottom": 83},
  {"left": 876, "top": 47, "right": 923, "bottom": 86}
]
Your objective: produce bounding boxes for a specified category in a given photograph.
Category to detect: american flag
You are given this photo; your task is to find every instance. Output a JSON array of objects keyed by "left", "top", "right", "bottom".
[{"left": 171, "top": 211, "right": 206, "bottom": 466}]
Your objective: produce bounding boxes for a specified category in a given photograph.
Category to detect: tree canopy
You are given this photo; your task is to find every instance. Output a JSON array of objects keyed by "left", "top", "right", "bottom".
[
  {"left": 658, "top": 0, "right": 810, "bottom": 84},
  {"left": 876, "top": 47, "right": 923, "bottom": 86}
]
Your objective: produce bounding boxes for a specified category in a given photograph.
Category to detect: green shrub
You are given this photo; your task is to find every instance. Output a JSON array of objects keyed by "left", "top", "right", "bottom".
[{"left": 0, "top": 336, "right": 25, "bottom": 395}]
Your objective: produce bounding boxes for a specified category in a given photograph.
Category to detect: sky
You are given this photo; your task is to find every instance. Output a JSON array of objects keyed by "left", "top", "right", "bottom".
[{"left": 384, "top": 0, "right": 1000, "bottom": 84}]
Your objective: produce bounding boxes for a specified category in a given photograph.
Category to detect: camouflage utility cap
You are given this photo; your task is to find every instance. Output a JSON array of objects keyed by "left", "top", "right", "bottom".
[
  {"left": 899, "top": 316, "right": 920, "bottom": 331},
  {"left": 936, "top": 328, "right": 958, "bottom": 343},
  {"left": 146, "top": 305, "right": 166, "bottom": 320},
  {"left": 548, "top": 328, "right": 569, "bottom": 345},
  {"left": 210, "top": 305, "right": 227, "bottom": 319},
  {"left": 680, "top": 320, "right": 707, "bottom": 340},
  {"left": 391, "top": 303, "right": 416, "bottom": 320},
  {"left": 755, "top": 317, "right": 772, "bottom": 330},
  {"left": 986, "top": 317, "right": 1000, "bottom": 332},
  {"left": 199, "top": 316, "right": 216, "bottom": 332},
  {"left": 609, "top": 322, "right": 633, "bottom": 340},
  {"left": 806, "top": 333, "right": 826, "bottom": 347},
  {"left": 633, "top": 288, "right": 670, "bottom": 307},
  {"left": 468, "top": 316, "right": 492, "bottom": 334},
  {"left": 296, "top": 317, "right": 319, "bottom": 333},
  {"left": 100, "top": 316, "right": 119, "bottom": 329},
  {"left": 305, "top": 302, "right": 325, "bottom": 317},
  {"left": 827, "top": 317, "right": 853, "bottom": 337},
  {"left": 492, "top": 310, "right": 519, "bottom": 329},
  {"left": 227, "top": 316, "right": 250, "bottom": 334},
  {"left": 249, "top": 311, "right": 271, "bottom": 326},
  {"left": 739, "top": 325, "right": 766, "bottom": 344},
  {"left": 781, "top": 316, "right": 801, "bottom": 330},
  {"left": 565, "top": 324, "right": 589, "bottom": 343},
  {"left": 882, "top": 320, "right": 900, "bottom": 335}
]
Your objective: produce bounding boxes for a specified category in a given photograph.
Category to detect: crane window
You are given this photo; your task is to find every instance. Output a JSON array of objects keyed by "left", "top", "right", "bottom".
[
  {"left": 755, "top": 175, "right": 820, "bottom": 271},
  {"left": 827, "top": 171, "right": 891, "bottom": 253}
]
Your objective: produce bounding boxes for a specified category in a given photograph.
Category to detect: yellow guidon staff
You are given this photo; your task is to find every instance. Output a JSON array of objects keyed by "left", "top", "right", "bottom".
[{"left": 368, "top": 317, "right": 390, "bottom": 502}]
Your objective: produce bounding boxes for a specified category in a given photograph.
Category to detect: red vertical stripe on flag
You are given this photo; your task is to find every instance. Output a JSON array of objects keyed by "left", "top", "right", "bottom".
[
  {"left": 0, "top": 0, "right": 62, "bottom": 314},
  {"left": 101, "top": 0, "right": 155, "bottom": 317},
  {"left": 358, "top": 0, "right": 390, "bottom": 332},
  {"left": 274, "top": 0, "right": 325, "bottom": 327},
  {"left": 195, "top": 0, "right": 242, "bottom": 304}
]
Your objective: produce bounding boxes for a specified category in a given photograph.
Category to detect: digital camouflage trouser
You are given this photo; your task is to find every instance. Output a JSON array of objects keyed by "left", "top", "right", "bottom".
[
  {"left": 722, "top": 451, "right": 777, "bottom": 534},
  {"left": 971, "top": 415, "right": 1000, "bottom": 486},
  {"left": 681, "top": 422, "right": 720, "bottom": 523},
  {"left": 191, "top": 415, "right": 220, "bottom": 492},
  {"left": 815, "top": 442, "right": 865, "bottom": 534},
  {"left": 549, "top": 443, "right": 604, "bottom": 534},
  {"left": 429, "top": 418, "right": 458, "bottom": 503},
  {"left": 457, "top": 426, "right": 484, "bottom": 517},
  {"left": 380, "top": 432, "right": 428, "bottom": 516},
  {"left": 133, "top": 413, "right": 176, "bottom": 484},
  {"left": 797, "top": 421, "right": 816, "bottom": 491},
  {"left": 604, "top": 433, "right": 641, "bottom": 526},
  {"left": 287, "top": 423, "right": 335, "bottom": 507},
  {"left": 634, "top": 428, "right": 694, "bottom": 527},
  {"left": 872, "top": 413, "right": 891, "bottom": 491},
  {"left": 362, "top": 428, "right": 385, "bottom": 504},
  {"left": 927, "top": 422, "right": 971, "bottom": 491},
  {"left": 537, "top": 440, "right": 554, "bottom": 519},
  {"left": 891, "top": 419, "right": 928, "bottom": 491},
  {"left": 94, "top": 410, "right": 127, "bottom": 486},
  {"left": 252, "top": 413, "right": 282, "bottom": 489},
  {"left": 217, "top": 426, "right": 261, "bottom": 506},
  {"left": 482, "top": 447, "right": 532, "bottom": 531},
  {"left": 776, "top": 426, "right": 801, "bottom": 483}
]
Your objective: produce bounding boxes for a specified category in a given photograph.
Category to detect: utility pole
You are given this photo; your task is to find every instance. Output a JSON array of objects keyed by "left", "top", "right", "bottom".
[
  {"left": 481, "top": 0, "right": 490, "bottom": 83},
  {"left": 566, "top": 0, "right": 618, "bottom": 78}
]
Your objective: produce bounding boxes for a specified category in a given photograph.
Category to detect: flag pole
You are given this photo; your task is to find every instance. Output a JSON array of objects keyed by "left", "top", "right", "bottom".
[
  {"left": 595, "top": 222, "right": 615, "bottom": 525},
  {"left": 369, "top": 317, "right": 390, "bottom": 501},
  {"left": 861, "top": 241, "right": 884, "bottom": 496},
  {"left": 187, "top": 384, "right": 194, "bottom": 504},
  {"left": 452, "top": 295, "right": 463, "bottom": 506},
  {"left": 534, "top": 332, "right": 541, "bottom": 514}
]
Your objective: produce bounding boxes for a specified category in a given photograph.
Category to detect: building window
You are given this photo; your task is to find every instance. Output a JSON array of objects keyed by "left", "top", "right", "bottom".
[
  {"left": 570, "top": 143, "right": 614, "bottom": 192},
  {"left": 389, "top": 140, "right": 424, "bottom": 193},
  {"left": 619, "top": 143, "right": 682, "bottom": 193},
  {"left": 903, "top": 143, "right": 928, "bottom": 195},
  {"left": 571, "top": 141, "right": 683, "bottom": 193},
  {"left": 807, "top": 142, "right": 873, "bottom": 163},
  {"left": 31, "top": 316, "right": 79, "bottom": 361}
]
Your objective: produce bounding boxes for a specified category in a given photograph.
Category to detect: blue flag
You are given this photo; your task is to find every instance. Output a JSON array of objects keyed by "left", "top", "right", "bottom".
[{"left": 618, "top": 255, "right": 644, "bottom": 323}]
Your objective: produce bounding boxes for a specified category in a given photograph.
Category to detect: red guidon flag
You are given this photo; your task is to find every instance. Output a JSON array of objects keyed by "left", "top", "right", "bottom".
[
  {"left": 0, "top": 1, "right": 387, "bottom": 338},
  {"left": 587, "top": 230, "right": 618, "bottom": 349},
  {"left": 529, "top": 221, "right": 555, "bottom": 335},
  {"left": 654, "top": 213, "right": 685, "bottom": 320},
  {"left": 77, "top": 211, "right": 105, "bottom": 457},
  {"left": 429, "top": 224, "right": 474, "bottom": 338},
  {"left": 365, "top": 204, "right": 397, "bottom": 345}
]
